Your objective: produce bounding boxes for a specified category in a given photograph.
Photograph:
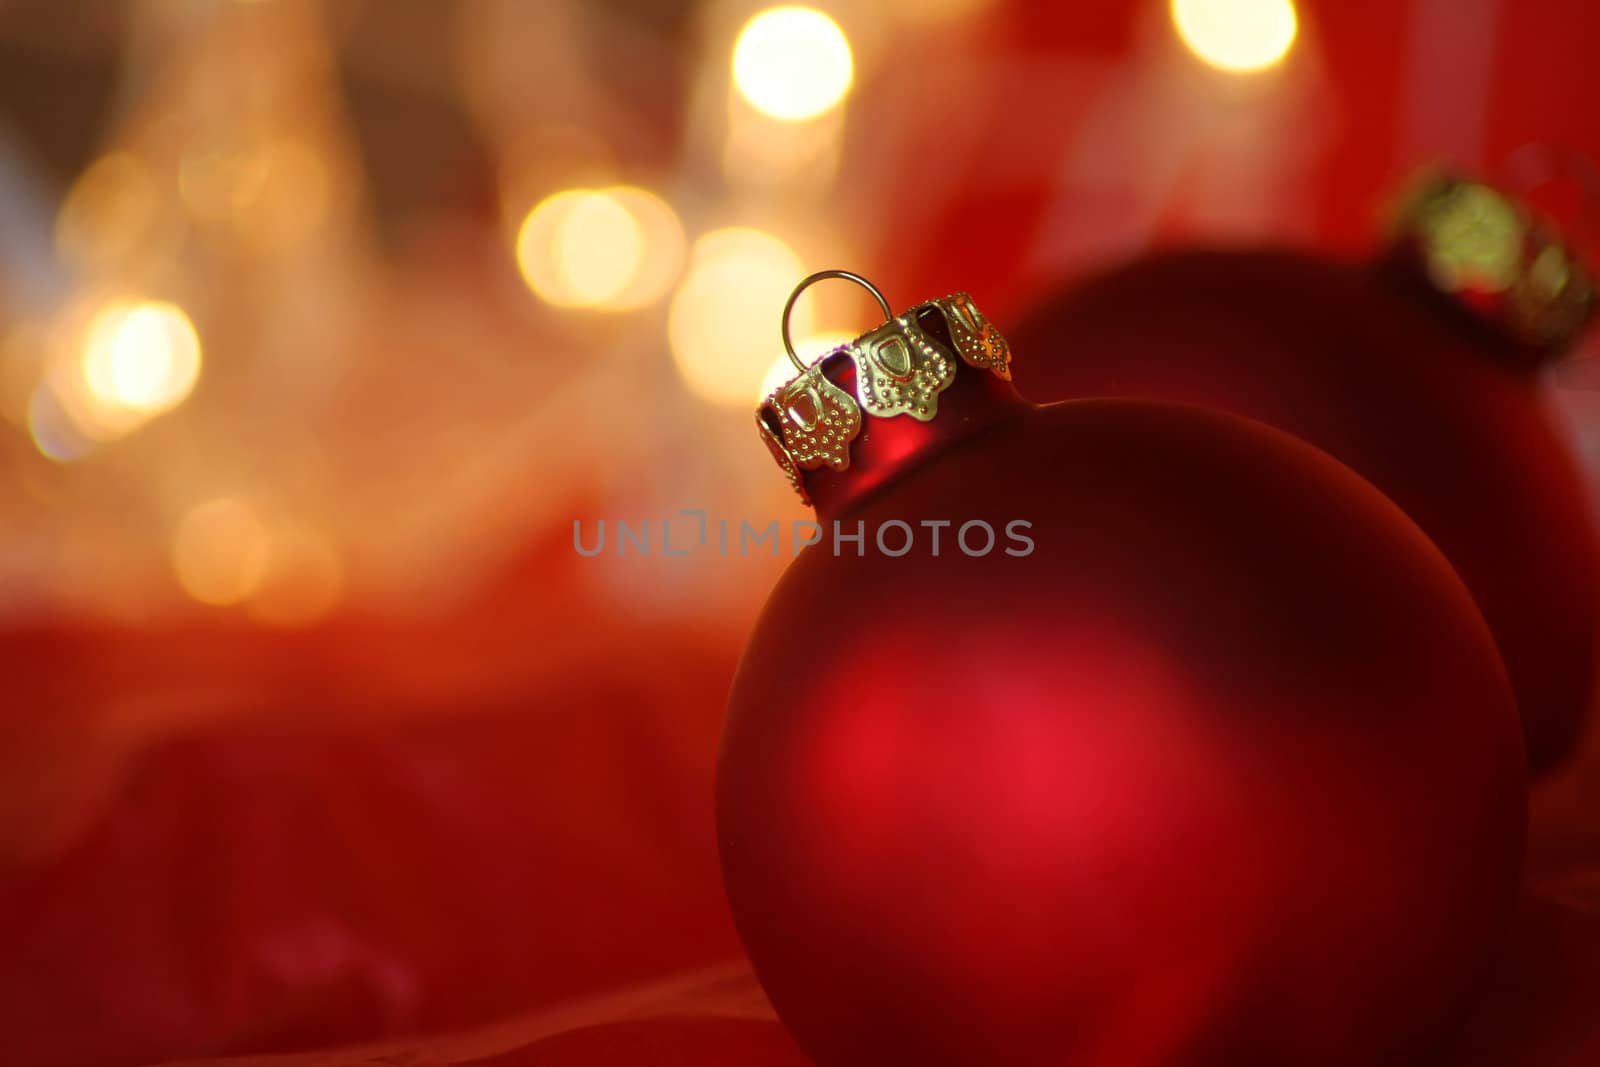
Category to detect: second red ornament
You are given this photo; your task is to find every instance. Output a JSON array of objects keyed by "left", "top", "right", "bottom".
[{"left": 1010, "top": 173, "right": 1600, "bottom": 773}]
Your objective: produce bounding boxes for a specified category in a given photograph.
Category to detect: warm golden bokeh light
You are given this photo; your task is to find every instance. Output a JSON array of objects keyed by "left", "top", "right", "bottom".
[
  {"left": 172, "top": 497, "right": 271, "bottom": 606},
  {"left": 229, "top": 138, "right": 333, "bottom": 253},
  {"left": 602, "top": 186, "right": 687, "bottom": 310},
  {"left": 55, "top": 152, "right": 160, "bottom": 269},
  {"left": 759, "top": 329, "right": 857, "bottom": 401},
  {"left": 27, "top": 381, "right": 95, "bottom": 463},
  {"left": 669, "top": 228, "right": 807, "bottom": 407},
  {"left": 517, "top": 189, "right": 628, "bottom": 307},
  {"left": 248, "top": 523, "right": 345, "bottom": 627},
  {"left": 722, "top": 99, "right": 844, "bottom": 189},
  {"left": 557, "top": 192, "right": 643, "bottom": 303},
  {"left": 515, "top": 186, "right": 681, "bottom": 310},
  {"left": 732, "top": 6, "right": 854, "bottom": 122},
  {"left": 180, "top": 144, "right": 268, "bottom": 222},
  {"left": 27, "top": 298, "right": 204, "bottom": 456},
  {"left": 80, "top": 301, "right": 202, "bottom": 416},
  {"left": 1170, "top": 0, "right": 1297, "bottom": 73}
]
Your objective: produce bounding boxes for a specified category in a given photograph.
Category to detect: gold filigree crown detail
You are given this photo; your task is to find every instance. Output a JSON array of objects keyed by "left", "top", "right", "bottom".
[
  {"left": 757, "top": 291, "right": 1012, "bottom": 504},
  {"left": 1393, "top": 172, "right": 1597, "bottom": 349}
]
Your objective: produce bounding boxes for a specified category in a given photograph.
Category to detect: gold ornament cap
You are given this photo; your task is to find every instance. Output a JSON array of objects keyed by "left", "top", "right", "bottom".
[
  {"left": 1386, "top": 170, "right": 1597, "bottom": 352},
  {"left": 756, "top": 271, "right": 1014, "bottom": 505}
]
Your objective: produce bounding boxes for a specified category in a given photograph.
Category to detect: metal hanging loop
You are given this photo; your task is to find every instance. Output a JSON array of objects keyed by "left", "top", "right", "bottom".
[{"left": 781, "top": 270, "right": 893, "bottom": 373}]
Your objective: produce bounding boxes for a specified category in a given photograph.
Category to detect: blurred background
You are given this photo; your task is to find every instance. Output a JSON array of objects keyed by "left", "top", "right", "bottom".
[{"left": 1, "top": 1, "right": 1599, "bottom": 1064}]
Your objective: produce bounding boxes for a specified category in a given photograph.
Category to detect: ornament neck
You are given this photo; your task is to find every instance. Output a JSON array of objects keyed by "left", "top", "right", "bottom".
[
  {"left": 796, "top": 306, "right": 1029, "bottom": 521},
  {"left": 756, "top": 281, "right": 1024, "bottom": 519},
  {"left": 1373, "top": 256, "right": 1560, "bottom": 375},
  {"left": 1382, "top": 171, "right": 1596, "bottom": 370}
]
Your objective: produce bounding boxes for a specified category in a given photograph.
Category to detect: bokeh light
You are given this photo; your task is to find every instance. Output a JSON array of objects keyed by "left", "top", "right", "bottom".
[
  {"left": 248, "top": 522, "right": 345, "bottom": 627},
  {"left": 27, "top": 381, "right": 96, "bottom": 463},
  {"left": 602, "top": 186, "right": 687, "bottom": 309},
  {"left": 172, "top": 497, "right": 271, "bottom": 606},
  {"left": 732, "top": 6, "right": 854, "bottom": 122},
  {"left": 559, "top": 193, "right": 641, "bottom": 303},
  {"left": 669, "top": 228, "right": 806, "bottom": 407},
  {"left": 26, "top": 298, "right": 204, "bottom": 457},
  {"left": 180, "top": 143, "right": 268, "bottom": 222},
  {"left": 1170, "top": 0, "right": 1298, "bottom": 73},
  {"left": 722, "top": 100, "right": 844, "bottom": 189},
  {"left": 229, "top": 138, "right": 333, "bottom": 253},
  {"left": 55, "top": 152, "right": 161, "bottom": 269},
  {"left": 80, "top": 301, "right": 203, "bottom": 416},
  {"left": 516, "top": 186, "right": 682, "bottom": 310}
]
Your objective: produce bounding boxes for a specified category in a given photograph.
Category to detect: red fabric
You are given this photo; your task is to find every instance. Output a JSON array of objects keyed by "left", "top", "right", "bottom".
[
  {"left": 0, "top": 614, "right": 746, "bottom": 1067},
  {"left": 871, "top": 0, "right": 1600, "bottom": 319},
  {"left": 160, "top": 967, "right": 807, "bottom": 1067}
]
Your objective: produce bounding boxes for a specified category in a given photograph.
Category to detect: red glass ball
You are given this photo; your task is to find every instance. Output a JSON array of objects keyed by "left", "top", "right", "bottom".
[
  {"left": 1010, "top": 249, "right": 1597, "bottom": 773},
  {"left": 720, "top": 378, "right": 1525, "bottom": 1066}
]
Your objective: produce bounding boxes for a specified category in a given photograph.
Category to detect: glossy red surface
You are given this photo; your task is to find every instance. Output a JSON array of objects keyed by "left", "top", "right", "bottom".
[
  {"left": 720, "top": 395, "right": 1527, "bottom": 1066},
  {"left": 1009, "top": 250, "right": 1598, "bottom": 773}
]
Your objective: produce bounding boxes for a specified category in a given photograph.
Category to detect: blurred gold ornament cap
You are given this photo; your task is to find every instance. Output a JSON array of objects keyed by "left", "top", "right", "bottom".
[
  {"left": 755, "top": 271, "right": 1013, "bottom": 504},
  {"left": 1386, "top": 169, "right": 1597, "bottom": 352}
]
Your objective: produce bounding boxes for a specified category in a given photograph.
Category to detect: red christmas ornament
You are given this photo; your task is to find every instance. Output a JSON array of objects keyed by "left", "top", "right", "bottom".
[
  {"left": 1009, "top": 172, "right": 1600, "bottom": 774},
  {"left": 719, "top": 274, "right": 1526, "bottom": 1067}
]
